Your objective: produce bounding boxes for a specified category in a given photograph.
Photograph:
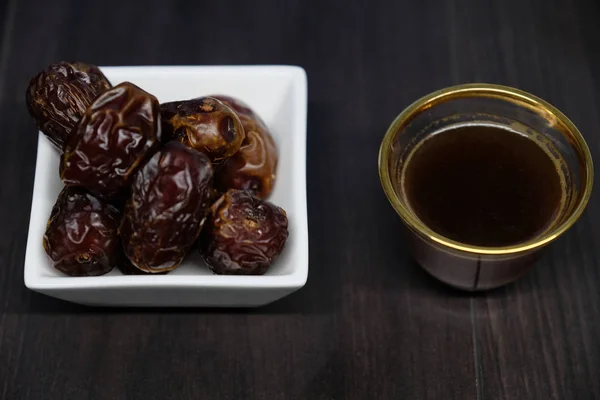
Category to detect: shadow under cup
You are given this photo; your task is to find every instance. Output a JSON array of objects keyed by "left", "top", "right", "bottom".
[{"left": 378, "top": 84, "right": 594, "bottom": 291}]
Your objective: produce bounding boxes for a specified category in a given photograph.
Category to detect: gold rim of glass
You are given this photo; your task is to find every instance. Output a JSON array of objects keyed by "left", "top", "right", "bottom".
[{"left": 378, "top": 83, "right": 594, "bottom": 255}]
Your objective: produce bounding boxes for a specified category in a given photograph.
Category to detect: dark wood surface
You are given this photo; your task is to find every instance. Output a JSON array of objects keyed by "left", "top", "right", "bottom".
[{"left": 1, "top": 0, "right": 599, "bottom": 398}]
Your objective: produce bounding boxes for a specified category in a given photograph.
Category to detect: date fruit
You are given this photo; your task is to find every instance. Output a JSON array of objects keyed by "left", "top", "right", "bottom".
[
  {"left": 43, "top": 187, "right": 121, "bottom": 276},
  {"left": 199, "top": 189, "right": 288, "bottom": 275},
  {"left": 118, "top": 259, "right": 169, "bottom": 275},
  {"left": 26, "top": 61, "right": 112, "bottom": 150},
  {"left": 60, "top": 82, "right": 162, "bottom": 202},
  {"left": 160, "top": 97, "right": 245, "bottom": 166},
  {"left": 211, "top": 95, "right": 278, "bottom": 199},
  {"left": 120, "top": 141, "right": 214, "bottom": 273}
]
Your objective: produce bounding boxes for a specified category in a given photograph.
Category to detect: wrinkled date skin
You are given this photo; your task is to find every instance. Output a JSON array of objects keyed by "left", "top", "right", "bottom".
[
  {"left": 26, "top": 61, "right": 112, "bottom": 150},
  {"left": 43, "top": 187, "right": 121, "bottom": 276},
  {"left": 60, "top": 82, "right": 162, "bottom": 202},
  {"left": 160, "top": 97, "right": 245, "bottom": 166},
  {"left": 120, "top": 141, "right": 214, "bottom": 273},
  {"left": 211, "top": 95, "right": 278, "bottom": 199},
  {"left": 199, "top": 189, "right": 288, "bottom": 275}
]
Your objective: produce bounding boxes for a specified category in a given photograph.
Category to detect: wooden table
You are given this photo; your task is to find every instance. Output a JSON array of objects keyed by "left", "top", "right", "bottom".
[{"left": 1, "top": 0, "right": 599, "bottom": 398}]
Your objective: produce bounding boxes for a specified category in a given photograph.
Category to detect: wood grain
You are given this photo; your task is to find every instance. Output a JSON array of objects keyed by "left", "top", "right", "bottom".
[
  {"left": 461, "top": 0, "right": 600, "bottom": 398},
  {"left": 0, "top": 0, "right": 599, "bottom": 399}
]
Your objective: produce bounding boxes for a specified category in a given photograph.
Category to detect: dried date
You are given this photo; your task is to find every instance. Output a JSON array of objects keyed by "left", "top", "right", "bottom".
[
  {"left": 160, "top": 97, "right": 245, "bottom": 166},
  {"left": 26, "top": 61, "right": 112, "bottom": 150},
  {"left": 199, "top": 189, "right": 288, "bottom": 275},
  {"left": 211, "top": 95, "right": 278, "bottom": 199},
  {"left": 60, "top": 82, "right": 161, "bottom": 201},
  {"left": 117, "top": 259, "right": 169, "bottom": 275},
  {"left": 120, "top": 141, "right": 214, "bottom": 273},
  {"left": 43, "top": 187, "right": 121, "bottom": 276}
]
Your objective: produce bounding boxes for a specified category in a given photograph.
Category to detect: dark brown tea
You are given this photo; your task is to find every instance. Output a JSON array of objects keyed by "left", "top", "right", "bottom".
[{"left": 403, "top": 123, "right": 565, "bottom": 247}]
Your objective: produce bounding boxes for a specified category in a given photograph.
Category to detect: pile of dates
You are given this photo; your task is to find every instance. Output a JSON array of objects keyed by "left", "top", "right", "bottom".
[{"left": 27, "top": 61, "right": 288, "bottom": 276}]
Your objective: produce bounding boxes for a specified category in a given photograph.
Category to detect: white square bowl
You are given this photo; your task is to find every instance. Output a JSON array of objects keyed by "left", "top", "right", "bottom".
[{"left": 23, "top": 65, "right": 308, "bottom": 307}]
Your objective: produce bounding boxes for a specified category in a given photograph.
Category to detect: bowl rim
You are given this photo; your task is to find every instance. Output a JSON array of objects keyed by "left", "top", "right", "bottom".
[
  {"left": 24, "top": 64, "right": 309, "bottom": 291},
  {"left": 378, "top": 83, "right": 594, "bottom": 255}
]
